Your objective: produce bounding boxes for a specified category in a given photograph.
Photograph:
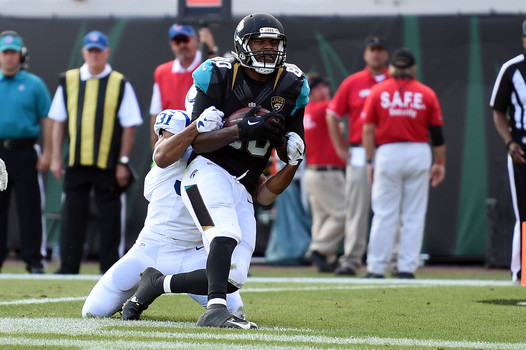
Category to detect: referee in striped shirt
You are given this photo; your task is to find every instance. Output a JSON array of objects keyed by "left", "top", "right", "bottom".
[{"left": 489, "top": 20, "right": 526, "bottom": 285}]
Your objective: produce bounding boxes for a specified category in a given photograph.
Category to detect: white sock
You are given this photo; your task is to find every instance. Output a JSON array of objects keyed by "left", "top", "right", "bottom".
[
  {"left": 163, "top": 275, "right": 173, "bottom": 293},
  {"left": 207, "top": 298, "right": 227, "bottom": 308}
]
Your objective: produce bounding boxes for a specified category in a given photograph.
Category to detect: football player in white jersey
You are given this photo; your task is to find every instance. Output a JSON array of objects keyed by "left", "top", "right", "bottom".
[{"left": 82, "top": 105, "right": 247, "bottom": 318}]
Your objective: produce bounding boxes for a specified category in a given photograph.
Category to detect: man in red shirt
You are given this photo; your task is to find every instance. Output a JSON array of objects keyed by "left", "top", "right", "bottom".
[
  {"left": 326, "top": 35, "right": 389, "bottom": 275},
  {"left": 362, "top": 48, "right": 446, "bottom": 279},
  {"left": 303, "top": 74, "right": 346, "bottom": 272},
  {"left": 149, "top": 24, "right": 218, "bottom": 150}
]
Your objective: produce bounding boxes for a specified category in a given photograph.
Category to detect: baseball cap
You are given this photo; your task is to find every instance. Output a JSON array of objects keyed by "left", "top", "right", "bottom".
[
  {"left": 307, "top": 73, "right": 329, "bottom": 90},
  {"left": 83, "top": 31, "right": 108, "bottom": 50},
  {"left": 0, "top": 33, "right": 23, "bottom": 52},
  {"left": 364, "top": 35, "right": 388, "bottom": 49},
  {"left": 522, "top": 20, "right": 526, "bottom": 36},
  {"left": 168, "top": 24, "right": 196, "bottom": 41},
  {"left": 390, "top": 48, "right": 416, "bottom": 69}
]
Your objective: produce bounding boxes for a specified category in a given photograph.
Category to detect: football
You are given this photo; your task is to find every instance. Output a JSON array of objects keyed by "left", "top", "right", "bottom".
[{"left": 223, "top": 106, "right": 271, "bottom": 127}]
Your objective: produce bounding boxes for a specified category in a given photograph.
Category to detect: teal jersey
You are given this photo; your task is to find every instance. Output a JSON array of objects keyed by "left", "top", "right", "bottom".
[{"left": 0, "top": 70, "right": 51, "bottom": 139}]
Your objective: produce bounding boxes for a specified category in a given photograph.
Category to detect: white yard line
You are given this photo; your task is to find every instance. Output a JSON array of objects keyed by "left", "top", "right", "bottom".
[
  {"left": 0, "top": 273, "right": 514, "bottom": 287},
  {"left": 0, "top": 296, "right": 85, "bottom": 306},
  {"left": 0, "top": 285, "right": 414, "bottom": 306},
  {"left": 0, "top": 318, "right": 524, "bottom": 349},
  {"left": 0, "top": 282, "right": 515, "bottom": 307}
]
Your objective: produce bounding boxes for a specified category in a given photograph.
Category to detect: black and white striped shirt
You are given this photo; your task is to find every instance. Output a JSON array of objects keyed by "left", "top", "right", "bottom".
[{"left": 490, "top": 53, "right": 526, "bottom": 139}]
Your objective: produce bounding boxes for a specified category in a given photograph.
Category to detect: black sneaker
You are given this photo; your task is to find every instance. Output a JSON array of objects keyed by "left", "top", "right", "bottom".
[
  {"left": 398, "top": 272, "right": 415, "bottom": 279},
  {"left": 362, "top": 272, "right": 384, "bottom": 279},
  {"left": 197, "top": 304, "right": 258, "bottom": 329},
  {"left": 305, "top": 250, "right": 335, "bottom": 272},
  {"left": 27, "top": 265, "right": 44, "bottom": 274},
  {"left": 121, "top": 267, "right": 165, "bottom": 320},
  {"left": 334, "top": 265, "right": 356, "bottom": 276}
]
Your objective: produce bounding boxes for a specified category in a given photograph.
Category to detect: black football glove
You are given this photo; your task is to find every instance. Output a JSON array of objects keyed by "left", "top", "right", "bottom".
[
  {"left": 237, "top": 111, "right": 284, "bottom": 141},
  {"left": 265, "top": 112, "right": 286, "bottom": 147}
]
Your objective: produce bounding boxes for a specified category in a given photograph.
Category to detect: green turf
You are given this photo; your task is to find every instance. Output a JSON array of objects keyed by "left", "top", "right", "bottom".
[{"left": 0, "top": 261, "right": 523, "bottom": 349}]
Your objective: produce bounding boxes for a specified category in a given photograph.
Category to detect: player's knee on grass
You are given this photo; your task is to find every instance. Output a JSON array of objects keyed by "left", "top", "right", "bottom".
[
  {"left": 110, "top": 258, "right": 145, "bottom": 291},
  {"left": 82, "top": 257, "right": 145, "bottom": 318},
  {"left": 82, "top": 288, "right": 125, "bottom": 318},
  {"left": 82, "top": 302, "right": 111, "bottom": 318}
]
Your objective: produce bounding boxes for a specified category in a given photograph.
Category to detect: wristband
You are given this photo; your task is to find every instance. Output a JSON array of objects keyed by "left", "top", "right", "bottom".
[
  {"left": 506, "top": 140, "right": 514, "bottom": 150},
  {"left": 435, "top": 159, "right": 445, "bottom": 165},
  {"left": 366, "top": 159, "right": 373, "bottom": 164}
]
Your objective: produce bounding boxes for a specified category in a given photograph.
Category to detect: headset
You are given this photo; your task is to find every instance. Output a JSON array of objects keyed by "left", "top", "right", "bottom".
[{"left": 0, "top": 30, "right": 29, "bottom": 70}]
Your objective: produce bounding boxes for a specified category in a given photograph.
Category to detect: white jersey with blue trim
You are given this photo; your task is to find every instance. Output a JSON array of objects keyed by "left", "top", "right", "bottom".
[{"left": 142, "top": 109, "right": 201, "bottom": 244}]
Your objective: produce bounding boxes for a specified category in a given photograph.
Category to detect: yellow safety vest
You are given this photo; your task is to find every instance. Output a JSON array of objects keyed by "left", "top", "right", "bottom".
[{"left": 61, "top": 68, "right": 125, "bottom": 169}]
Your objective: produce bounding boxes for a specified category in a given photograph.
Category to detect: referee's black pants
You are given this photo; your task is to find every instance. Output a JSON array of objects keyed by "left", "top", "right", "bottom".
[
  {"left": 0, "top": 142, "right": 45, "bottom": 271},
  {"left": 59, "top": 166, "right": 122, "bottom": 274},
  {"left": 509, "top": 158, "right": 526, "bottom": 281}
]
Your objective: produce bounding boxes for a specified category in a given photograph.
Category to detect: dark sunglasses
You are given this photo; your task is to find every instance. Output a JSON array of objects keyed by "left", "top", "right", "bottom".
[{"left": 172, "top": 35, "right": 190, "bottom": 45}]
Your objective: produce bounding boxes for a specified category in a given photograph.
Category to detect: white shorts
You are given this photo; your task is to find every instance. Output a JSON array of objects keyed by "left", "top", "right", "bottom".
[
  {"left": 82, "top": 228, "right": 245, "bottom": 318},
  {"left": 181, "top": 156, "right": 256, "bottom": 288}
]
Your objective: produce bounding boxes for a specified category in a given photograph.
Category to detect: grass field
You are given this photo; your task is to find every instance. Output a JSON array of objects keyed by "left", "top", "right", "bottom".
[{"left": 0, "top": 259, "right": 525, "bottom": 349}]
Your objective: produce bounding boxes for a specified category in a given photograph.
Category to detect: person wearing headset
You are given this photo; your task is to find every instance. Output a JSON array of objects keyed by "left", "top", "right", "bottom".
[{"left": 0, "top": 31, "right": 52, "bottom": 274}]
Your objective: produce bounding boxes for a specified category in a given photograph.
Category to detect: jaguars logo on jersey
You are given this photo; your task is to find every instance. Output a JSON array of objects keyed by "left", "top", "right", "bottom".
[{"left": 270, "top": 96, "right": 286, "bottom": 112}]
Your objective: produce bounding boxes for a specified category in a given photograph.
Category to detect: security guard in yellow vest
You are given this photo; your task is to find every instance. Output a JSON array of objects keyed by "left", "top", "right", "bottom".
[{"left": 49, "top": 31, "right": 143, "bottom": 274}]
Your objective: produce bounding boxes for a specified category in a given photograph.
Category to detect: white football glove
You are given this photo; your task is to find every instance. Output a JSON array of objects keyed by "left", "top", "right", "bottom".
[
  {"left": 286, "top": 132, "right": 305, "bottom": 166},
  {"left": 0, "top": 158, "right": 7, "bottom": 191},
  {"left": 196, "top": 106, "right": 224, "bottom": 133}
]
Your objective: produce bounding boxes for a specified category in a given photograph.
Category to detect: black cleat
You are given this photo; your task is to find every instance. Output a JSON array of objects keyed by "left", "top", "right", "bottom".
[
  {"left": 121, "top": 267, "right": 165, "bottom": 320},
  {"left": 197, "top": 304, "right": 258, "bottom": 329},
  {"left": 121, "top": 297, "right": 147, "bottom": 320}
]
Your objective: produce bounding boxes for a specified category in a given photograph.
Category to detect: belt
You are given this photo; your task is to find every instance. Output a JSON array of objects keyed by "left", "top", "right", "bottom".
[
  {"left": 0, "top": 138, "right": 37, "bottom": 150},
  {"left": 349, "top": 144, "right": 361, "bottom": 147},
  {"left": 306, "top": 165, "right": 345, "bottom": 172}
]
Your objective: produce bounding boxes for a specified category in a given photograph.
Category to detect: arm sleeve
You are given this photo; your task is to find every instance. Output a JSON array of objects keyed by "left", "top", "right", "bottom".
[{"left": 429, "top": 125, "right": 445, "bottom": 146}]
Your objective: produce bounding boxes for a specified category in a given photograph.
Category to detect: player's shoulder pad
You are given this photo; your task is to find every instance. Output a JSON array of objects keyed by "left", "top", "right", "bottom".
[
  {"left": 154, "top": 109, "right": 192, "bottom": 137},
  {"left": 193, "top": 56, "right": 236, "bottom": 94},
  {"left": 281, "top": 63, "right": 310, "bottom": 109}
]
